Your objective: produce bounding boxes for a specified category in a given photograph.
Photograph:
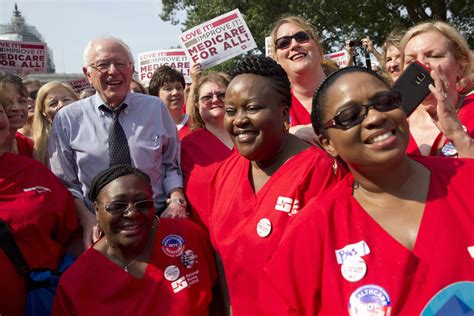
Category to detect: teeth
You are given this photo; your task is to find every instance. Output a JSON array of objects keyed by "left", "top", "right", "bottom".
[
  {"left": 292, "top": 53, "right": 305, "bottom": 60},
  {"left": 369, "top": 132, "right": 392, "bottom": 144}
]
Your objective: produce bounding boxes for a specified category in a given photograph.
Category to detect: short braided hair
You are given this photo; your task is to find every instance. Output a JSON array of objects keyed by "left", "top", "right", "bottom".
[
  {"left": 88, "top": 164, "right": 151, "bottom": 202},
  {"left": 232, "top": 56, "right": 292, "bottom": 108},
  {"left": 311, "top": 66, "right": 389, "bottom": 136}
]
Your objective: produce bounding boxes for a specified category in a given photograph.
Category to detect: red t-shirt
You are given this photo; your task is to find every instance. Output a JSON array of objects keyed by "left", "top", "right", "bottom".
[
  {"left": 290, "top": 91, "right": 312, "bottom": 126},
  {"left": 181, "top": 128, "right": 233, "bottom": 231},
  {"left": 0, "top": 153, "right": 78, "bottom": 316},
  {"left": 208, "top": 146, "right": 344, "bottom": 315},
  {"left": 407, "top": 94, "right": 474, "bottom": 157},
  {"left": 259, "top": 156, "right": 474, "bottom": 316},
  {"left": 15, "top": 131, "right": 34, "bottom": 158},
  {"left": 52, "top": 219, "right": 216, "bottom": 316}
]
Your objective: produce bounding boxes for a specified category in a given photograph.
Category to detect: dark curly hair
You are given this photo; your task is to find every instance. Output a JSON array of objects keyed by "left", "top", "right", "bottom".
[
  {"left": 148, "top": 65, "right": 185, "bottom": 97},
  {"left": 311, "top": 66, "right": 389, "bottom": 136},
  {"left": 232, "top": 56, "right": 291, "bottom": 108},
  {"left": 88, "top": 164, "right": 151, "bottom": 202}
]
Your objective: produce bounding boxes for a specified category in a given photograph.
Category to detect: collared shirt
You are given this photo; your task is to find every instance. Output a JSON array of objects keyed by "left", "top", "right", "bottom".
[{"left": 48, "top": 92, "right": 182, "bottom": 211}]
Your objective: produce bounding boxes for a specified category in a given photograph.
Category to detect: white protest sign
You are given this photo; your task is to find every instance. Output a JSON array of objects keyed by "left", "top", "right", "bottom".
[
  {"left": 0, "top": 40, "right": 47, "bottom": 73},
  {"left": 324, "top": 50, "right": 349, "bottom": 68},
  {"left": 138, "top": 49, "right": 191, "bottom": 86},
  {"left": 67, "top": 77, "right": 92, "bottom": 94},
  {"left": 179, "top": 9, "right": 257, "bottom": 69},
  {"left": 265, "top": 36, "right": 274, "bottom": 59}
]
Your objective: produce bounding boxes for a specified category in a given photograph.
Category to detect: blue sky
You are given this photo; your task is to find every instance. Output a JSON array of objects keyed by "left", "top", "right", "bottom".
[{"left": 0, "top": 0, "right": 186, "bottom": 73}]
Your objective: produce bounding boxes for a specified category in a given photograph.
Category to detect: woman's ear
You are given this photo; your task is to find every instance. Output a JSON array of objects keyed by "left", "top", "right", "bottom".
[
  {"left": 94, "top": 202, "right": 100, "bottom": 221},
  {"left": 319, "top": 133, "right": 338, "bottom": 158}
]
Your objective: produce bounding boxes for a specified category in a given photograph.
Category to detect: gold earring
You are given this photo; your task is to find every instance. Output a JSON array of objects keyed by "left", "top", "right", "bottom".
[{"left": 332, "top": 158, "right": 338, "bottom": 175}]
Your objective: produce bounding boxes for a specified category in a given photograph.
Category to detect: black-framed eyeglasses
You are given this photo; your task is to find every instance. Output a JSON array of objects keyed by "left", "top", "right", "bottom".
[
  {"left": 275, "top": 31, "right": 311, "bottom": 50},
  {"left": 323, "top": 91, "right": 402, "bottom": 130},
  {"left": 89, "top": 60, "right": 131, "bottom": 73},
  {"left": 99, "top": 199, "right": 154, "bottom": 215},
  {"left": 199, "top": 92, "right": 226, "bottom": 104}
]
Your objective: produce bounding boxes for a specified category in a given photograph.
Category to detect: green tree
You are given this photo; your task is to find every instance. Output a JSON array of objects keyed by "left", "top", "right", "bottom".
[{"left": 160, "top": 0, "right": 473, "bottom": 71}]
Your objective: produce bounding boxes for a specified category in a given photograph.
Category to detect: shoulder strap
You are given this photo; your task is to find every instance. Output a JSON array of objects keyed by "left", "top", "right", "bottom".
[{"left": 0, "top": 219, "right": 30, "bottom": 275}]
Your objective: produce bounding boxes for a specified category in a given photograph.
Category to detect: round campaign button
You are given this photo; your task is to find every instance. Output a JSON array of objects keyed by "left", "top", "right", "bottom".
[
  {"left": 341, "top": 255, "right": 367, "bottom": 282},
  {"left": 181, "top": 249, "right": 198, "bottom": 269},
  {"left": 441, "top": 142, "right": 457, "bottom": 157},
  {"left": 257, "top": 218, "right": 272, "bottom": 238},
  {"left": 161, "top": 234, "right": 185, "bottom": 257},
  {"left": 348, "top": 284, "right": 391, "bottom": 315},
  {"left": 164, "top": 265, "right": 181, "bottom": 281}
]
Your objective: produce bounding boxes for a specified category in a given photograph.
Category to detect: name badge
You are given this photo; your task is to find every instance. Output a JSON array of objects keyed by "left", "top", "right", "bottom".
[{"left": 335, "top": 240, "right": 370, "bottom": 264}]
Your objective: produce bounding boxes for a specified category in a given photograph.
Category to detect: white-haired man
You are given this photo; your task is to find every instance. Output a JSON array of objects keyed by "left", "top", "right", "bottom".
[{"left": 49, "top": 37, "right": 187, "bottom": 248}]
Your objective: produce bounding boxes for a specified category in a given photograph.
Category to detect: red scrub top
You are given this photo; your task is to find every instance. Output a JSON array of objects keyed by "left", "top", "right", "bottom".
[
  {"left": 181, "top": 128, "right": 233, "bottom": 231},
  {"left": 259, "top": 156, "right": 474, "bottom": 316},
  {"left": 209, "top": 146, "right": 343, "bottom": 315},
  {"left": 0, "top": 153, "right": 78, "bottom": 316},
  {"left": 16, "top": 131, "right": 34, "bottom": 157},
  {"left": 52, "top": 218, "right": 216, "bottom": 316},
  {"left": 290, "top": 91, "right": 311, "bottom": 126}
]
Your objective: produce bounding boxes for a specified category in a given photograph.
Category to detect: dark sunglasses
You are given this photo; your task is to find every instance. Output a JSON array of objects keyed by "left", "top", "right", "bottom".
[
  {"left": 99, "top": 199, "right": 154, "bottom": 216},
  {"left": 275, "top": 31, "right": 311, "bottom": 50},
  {"left": 323, "top": 91, "right": 402, "bottom": 130}
]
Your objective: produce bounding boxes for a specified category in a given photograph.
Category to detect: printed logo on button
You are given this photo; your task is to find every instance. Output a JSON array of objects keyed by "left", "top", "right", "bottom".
[
  {"left": 162, "top": 234, "right": 185, "bottom": 257},
  {"left": 257, "top": 218, "right": 272, "bottom": 237},
  {"left": 348, "top": 284, "right": 391, "bottom": 316},
  {"left": 164, "top": 265, "right": 180, "bottom": 281},
  {"left": 341, "top": 256, "right": 367, "bottom": 282},
  {"left": 171, "top": 276, "right": 189, "bottom": 293}
]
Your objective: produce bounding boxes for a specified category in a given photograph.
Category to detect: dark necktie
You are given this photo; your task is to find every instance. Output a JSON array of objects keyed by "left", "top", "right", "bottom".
[{"left": 102, "top": 104, "right": 132, "bottom": 166}]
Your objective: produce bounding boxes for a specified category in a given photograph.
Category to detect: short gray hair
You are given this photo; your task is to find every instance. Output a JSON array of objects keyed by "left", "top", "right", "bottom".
[{"left": 83, "top": 36, "right": 134, "bottom": 71}]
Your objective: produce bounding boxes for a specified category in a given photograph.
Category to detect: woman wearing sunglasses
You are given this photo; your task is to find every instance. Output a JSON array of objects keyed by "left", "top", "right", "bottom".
[
  {"left": 270, "top": 16, "right": 326, "bottom": 143},
  {"left": 181, "top": 72, "right": 234, "bottom": 231},
  {"left": 257, "top": 66, "right": 474, "bottom": 315},
  {"left": 52, "top": 165, "right": 217, "bottom": 315},
  {"left": 208, "top": 56, "right": 343, "bottom": 315}
]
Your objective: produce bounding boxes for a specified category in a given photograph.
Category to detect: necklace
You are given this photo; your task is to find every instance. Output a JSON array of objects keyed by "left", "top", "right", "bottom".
[{"left": 106, "top": 215, "right": 159, "bottom": 272}]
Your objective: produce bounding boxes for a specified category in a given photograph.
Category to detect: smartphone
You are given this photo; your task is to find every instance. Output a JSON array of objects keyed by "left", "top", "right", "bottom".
[{"left": 391, "top": 60, "right": 434, "bottom": 116}]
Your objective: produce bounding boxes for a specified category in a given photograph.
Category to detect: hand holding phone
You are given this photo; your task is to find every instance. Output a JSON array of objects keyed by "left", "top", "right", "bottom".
[{"left": 391, "top": 61, "right": 434, "bottom": 116}]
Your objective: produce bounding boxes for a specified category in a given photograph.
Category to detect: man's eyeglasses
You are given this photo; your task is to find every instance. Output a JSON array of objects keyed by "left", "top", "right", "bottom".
[
  {"left": 199, "top": 92, "right": 226, "bottom": 104},
  {"left": 89, "top": 60, "right": 131, "bottom": 73},
  {"left": 99, "top": 199, "right": 154, "bottom": 215},
  {"left": 323, "top": 91, "right": 402, "bottom": 130},
  {"left": 275, "top": 31, "right": 311, "bottom": 50}
]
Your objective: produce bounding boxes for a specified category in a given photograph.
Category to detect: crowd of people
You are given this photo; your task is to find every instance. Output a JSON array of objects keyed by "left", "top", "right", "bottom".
[{"left": 0, "top": 14, "right": 472, "bottom": 316}]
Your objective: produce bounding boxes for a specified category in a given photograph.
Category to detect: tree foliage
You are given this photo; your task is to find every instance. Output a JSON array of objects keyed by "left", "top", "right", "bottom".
[{"left": 160, "top": 0, "right": 473, "bottom": 72}]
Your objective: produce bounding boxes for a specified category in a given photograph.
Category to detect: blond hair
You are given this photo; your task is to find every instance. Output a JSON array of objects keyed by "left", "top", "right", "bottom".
[
  {"left": 400, "top": 21, "right": 472, "bottom": 88},
  {"left": 190, "top": 72, "right": 230, "bottom": 130},
  {"left": 270, "top": 15, "right": 324, "bottom": 59},
  {"left": 32, "top": 81, "right": 78, "bottom": 165}
]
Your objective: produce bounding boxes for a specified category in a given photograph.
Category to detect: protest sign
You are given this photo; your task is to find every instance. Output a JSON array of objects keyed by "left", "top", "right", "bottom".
[
  {"left": 138, "top": 49, "right": 190, "bottom": 86},
  {"left": 67, "top": 77, "right": 92, "bottom": 94},
  {"left": 265, "top": 36, "right": 274, "bottom": 59},
  {"left": 179, "top": 9, "right": 257, "bottom": 69},
  {"left": 324, "top": 50, "right": 349, "bottom": 68},
  {"left": 0, "top": 40, "right": 47, "bottom": 74}
]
